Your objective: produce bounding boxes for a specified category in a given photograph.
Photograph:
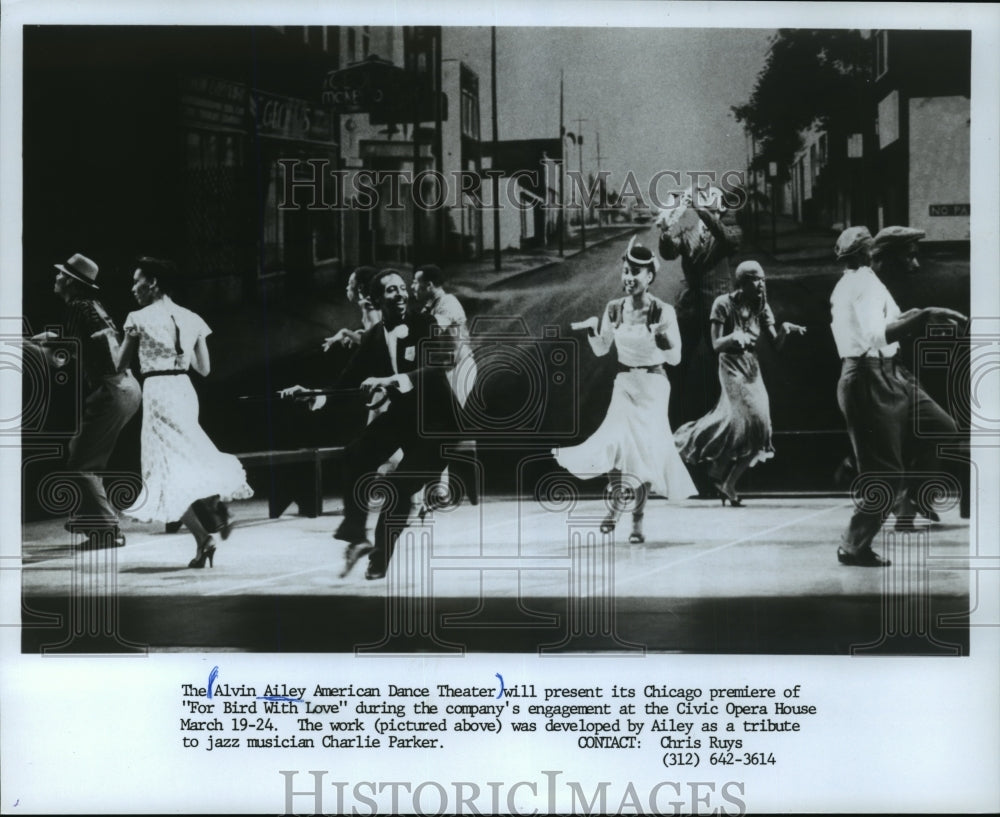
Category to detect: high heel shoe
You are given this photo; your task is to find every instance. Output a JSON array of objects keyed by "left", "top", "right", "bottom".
[
  {"left": 189, "top": 535, "right": 217, "bottom": 569},
  {"left": 715, "top": 482, "right": 744, "bottom": 507},
  {"left": 600, "top": 510, "right": 622, "bottom": 534}
]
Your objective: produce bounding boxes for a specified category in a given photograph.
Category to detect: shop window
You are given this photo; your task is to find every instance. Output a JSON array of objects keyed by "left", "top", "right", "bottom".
[{"left": 461, "top": 89, "right": 479, "bottom": 139}]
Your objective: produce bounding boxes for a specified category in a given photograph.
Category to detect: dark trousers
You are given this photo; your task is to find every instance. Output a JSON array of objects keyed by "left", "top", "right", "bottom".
[
  {"left": 669, "top": 294, "right": 722, "bottom": 430},
  {"left": 338, "top": 398, "right": 446, "bottom": 572},
  {"left": 65, "top": 372, "right": 142, "bottom": 525},
  {"left": 837, "top": 357, "right": 957, "bottom": 553}
]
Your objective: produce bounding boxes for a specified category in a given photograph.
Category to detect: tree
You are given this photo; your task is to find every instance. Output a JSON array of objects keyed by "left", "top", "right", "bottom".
[{"left": 732, "top": 29, "right": 871, "bottom": 181}]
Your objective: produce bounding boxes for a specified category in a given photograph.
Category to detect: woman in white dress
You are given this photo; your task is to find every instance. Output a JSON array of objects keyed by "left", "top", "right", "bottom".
[
  {"left": 98, "top": 258, "right": 252, "bottom": 568},
  {"left": 553, "top": 239, "right": 696, "bottom": 542}
]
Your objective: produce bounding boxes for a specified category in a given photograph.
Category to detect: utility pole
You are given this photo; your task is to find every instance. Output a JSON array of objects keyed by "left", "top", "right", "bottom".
[
  {"left": 558, "top": 70, "right": 564, "bottom": 257},
  {"left": 573, "top": 116, "right": 588, "bottom": 251},
  {"left": 595, "top": 129, "right": 605, "bottom": 228},
  {"left": 491, "top": 27, "right": 501, "bottom": 272}
]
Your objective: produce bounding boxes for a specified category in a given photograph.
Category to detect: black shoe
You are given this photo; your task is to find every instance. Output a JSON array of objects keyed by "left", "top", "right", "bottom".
[
  {"left": 189, "top": 535, "right": 217, "bottom": 569},
  {"left": 837, "top": 547, "right": 890, "bottom": 567},
  {"left": 340, "top": 542, "right": 374, "bottom": 578},
  {"left": 365, "top": 564, "right": 386, "bottom": 580},
  {"left": 164, "top": 521, "right": 183, "bottom": 534}
]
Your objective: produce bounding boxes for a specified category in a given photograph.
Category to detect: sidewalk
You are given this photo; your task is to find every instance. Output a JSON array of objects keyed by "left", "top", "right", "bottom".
[
  {"left": 446, "top": 223, "right": 638, "bottom": 290},
  {"left": 739, "top": 212, "right": 840, "bottom": 267}
]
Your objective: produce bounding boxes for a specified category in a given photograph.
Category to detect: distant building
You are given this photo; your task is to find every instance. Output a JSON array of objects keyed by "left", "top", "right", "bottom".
[
  {"left": 481, "top": 139, "right": 562, "bottom": 252},
  {"left": 872, "top": 29, "right": 970, "bottom": 242},
  {"left": 784, "top": 29, "right": 969, "bottom": 243}
]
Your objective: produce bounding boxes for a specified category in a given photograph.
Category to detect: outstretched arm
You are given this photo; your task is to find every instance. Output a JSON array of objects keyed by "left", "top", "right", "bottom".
[
  {"left": 766, "top": 303, "right": 807, "bottom": 351},
  {"left": 93, "top": 326, "right": 139, "bottom": 373},
  {"left": 583, "top": 305, "right": 615, "bottom": 357},
  {"left": 885, "top": 307, "right": 967, "bottom": 344}
]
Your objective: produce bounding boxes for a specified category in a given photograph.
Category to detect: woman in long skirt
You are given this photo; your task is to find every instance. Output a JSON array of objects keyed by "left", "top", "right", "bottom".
[
  {"left": 98, "top": 257, "right": 252, "bottom": 567},
  {"left": 674, "top": 260, "right": 806, "bottom": 505},
  {"left": 553, "top": 239, "right": 695, "bottom": 543}
]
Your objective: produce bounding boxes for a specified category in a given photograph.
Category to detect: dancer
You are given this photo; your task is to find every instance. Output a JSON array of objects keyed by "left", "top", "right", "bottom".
[
  {"left": 322, "top": 266, "right": 380, "bottom": 352},
  {"left": 674, "top": 260, "right": 807, "bottom": 506},
  {"left": 830, "top": 226, "right": 965, "bottom": 567},
  {"left": 655, "top": 185, "right": 742, "bottom": 429},
  {"left": 97, "top": 257, "right": 252, "bottom": 568},
  {"left": 282, "top": 269, "right": 457, "bottom": 580},
  {"left": 411, "top": 263, "right": 478, "bottom": 408},
  {"left": 553, "top": 238, "right": 696, "bottom": 543},
  {"left": 32, "top": 253, "right": 141, "bottom": 545}
]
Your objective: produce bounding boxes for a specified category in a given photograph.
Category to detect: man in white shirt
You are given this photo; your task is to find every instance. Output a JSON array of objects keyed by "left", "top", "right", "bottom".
[
  {"left": 830, "top": 226, "right": 966, "bottom": 566},
  {"left": 411, "top": 264, "right": 478, "bottom": 409}
]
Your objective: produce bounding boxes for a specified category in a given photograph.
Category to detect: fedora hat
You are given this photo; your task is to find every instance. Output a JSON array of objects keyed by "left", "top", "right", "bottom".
[{"left": 54, "top": 253, "right": 100, "bottom": 290}]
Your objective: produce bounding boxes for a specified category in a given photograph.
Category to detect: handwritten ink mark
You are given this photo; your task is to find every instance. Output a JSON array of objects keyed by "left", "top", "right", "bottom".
[
  {"left": 207, "top": 665, "right": 219, "bottom": 699},
  {"left": 495, "top": 673, "right": 504, "bottom": 699}
]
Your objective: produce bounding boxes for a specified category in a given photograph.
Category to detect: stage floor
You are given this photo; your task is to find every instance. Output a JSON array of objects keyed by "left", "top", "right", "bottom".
[{"left": 20, "top": 496, "right": 972, "bottom": 655}]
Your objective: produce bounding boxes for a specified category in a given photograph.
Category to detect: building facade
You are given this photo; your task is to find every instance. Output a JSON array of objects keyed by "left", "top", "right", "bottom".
[
  {"left": 782, "top": 28, "right": 970, "bottom": 242},
  {"left": 872, "top": 29, "right": 970, "bottom": 241}
]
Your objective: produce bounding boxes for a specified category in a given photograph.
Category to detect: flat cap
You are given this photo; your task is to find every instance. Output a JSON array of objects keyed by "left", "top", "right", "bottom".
[
  {"left": 872, "top": 225, "right": 926, "bottom": 254},
  {"left": 834, "top": 226, "right": 873, "bottom": 259},
  {"left": 734, "top": 260, "right": 765, "bottom": 281}
]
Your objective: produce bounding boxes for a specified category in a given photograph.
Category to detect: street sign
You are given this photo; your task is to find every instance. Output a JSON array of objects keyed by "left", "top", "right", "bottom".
[{"left": 929, "top": 204, "right": 970, "bottom": 217}]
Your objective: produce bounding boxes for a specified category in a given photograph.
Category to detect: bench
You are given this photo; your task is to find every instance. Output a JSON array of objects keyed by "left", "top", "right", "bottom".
[
  {"left": 237, "top": 447, "right": 344, "bottom": 519},
  {"left": 237, "top": 441, "right": 479, "bottom": 520}
]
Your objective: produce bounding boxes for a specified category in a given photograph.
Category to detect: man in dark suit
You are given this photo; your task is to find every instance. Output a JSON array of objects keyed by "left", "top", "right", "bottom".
[{"left": 283, "top": 268, "right": 457, "bottom": 580}]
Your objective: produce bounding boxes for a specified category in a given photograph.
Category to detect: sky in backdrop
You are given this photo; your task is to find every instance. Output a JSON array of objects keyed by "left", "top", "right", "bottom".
[{"left": 445, "top": 26, "right": 776, "bottom": 196}]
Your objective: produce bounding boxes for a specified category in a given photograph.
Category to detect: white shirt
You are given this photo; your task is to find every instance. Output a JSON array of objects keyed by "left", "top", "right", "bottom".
[
  {"left": 830, "top": 266, "right": 900, "bottom": 359},
  {"left": 382, "top": 322, "right": 413, "bottom": 393},
  {"left": 425, "top": 290, "right": 477, "bottom": 407},
  {"left": 589, "top": 297, "right": 679, "bottom": 367}
]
